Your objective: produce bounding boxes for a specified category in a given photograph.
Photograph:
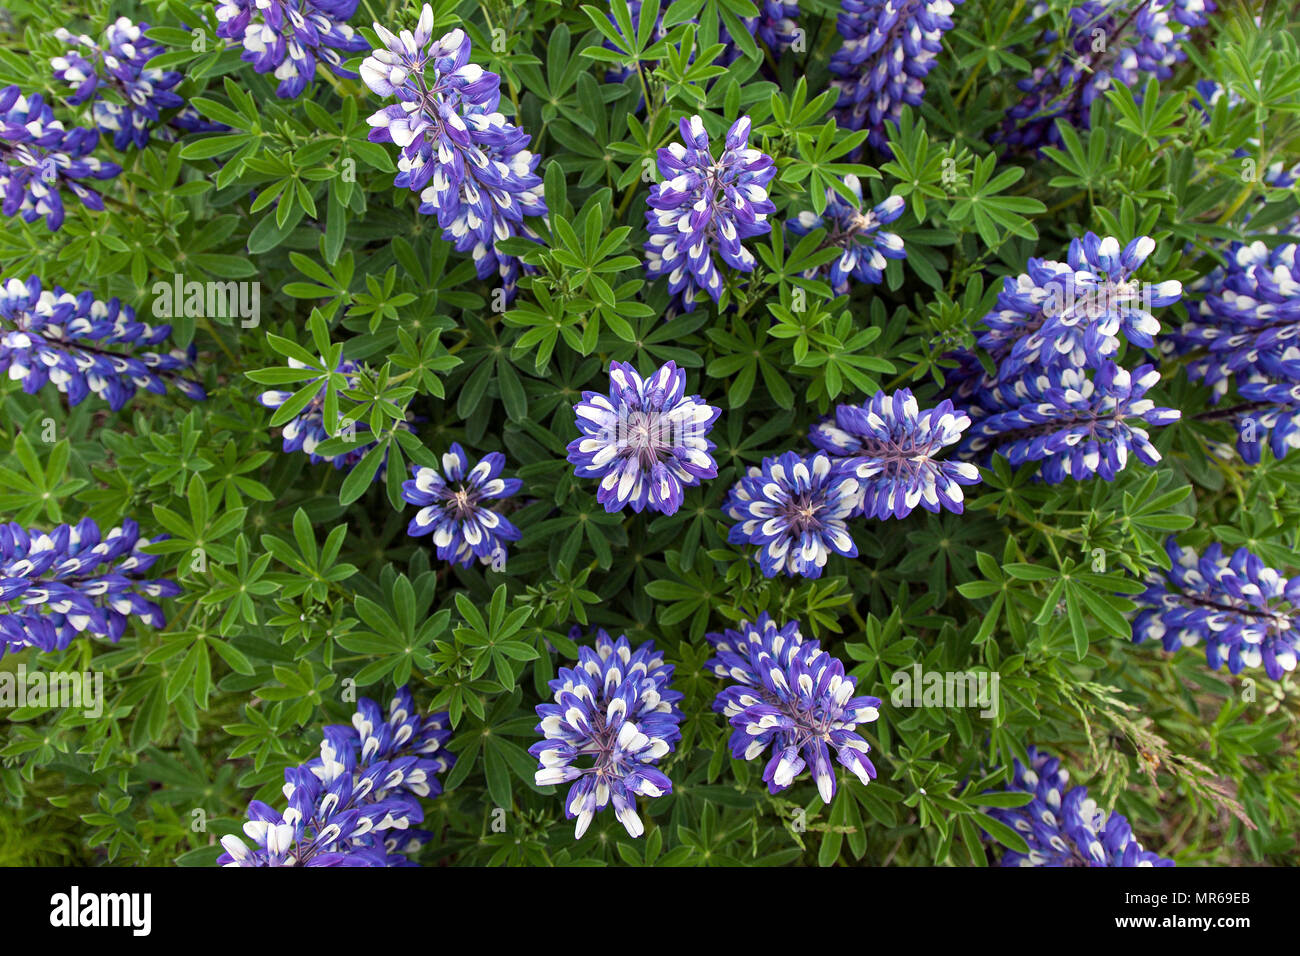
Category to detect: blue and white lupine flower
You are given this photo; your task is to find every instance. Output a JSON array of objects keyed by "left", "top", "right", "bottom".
[
  {"left": 706, "top": 613, "right": 880, "bottom": 802},
  {"left": 829, "top": 0, "right": 964, "bottom": 156},
  {"left": 218, "top": 686, "right": 454, "bottom": 866},
  {"left": 402, "top": 443, "right": 521, "bottom": 569},
  {"left": 214, "top": 0, "right": 367, "bottom": 99},
  {"left": 566, "top": 360, "right": 720, "bottom": 516},
  {"left": 788, "top": 177, "right": 906, "bottom": 295},
  {"left": 530, "top": 630, "right": 683, "bottom": 839},
  {"left": 256, "top": 356, "right": 394, "bottom": 473},
  {"left": 644, "top": 115, "right": 776, "bottom": 311},
  {"left": 1000, "top": 0, "right": 1215, "bottom": 151},
  {"left": 1133, "top": 538, "right": 1299, "bottom": 680},
  {"left": 0, "top": 85, "right": 119, "bottom": 231},
  {"left": 0, "top": 518, "right": 179, "bottom": 657},
  {"left": 51, "top": 18, "right": 190, "bottom": 150},
  {"left": 957, "top": 361, "right": 1181, "bottom": 484},
  {"left": 724, "top": 451, "right": 860, "bottom": 578},
  {"left": 978, "top": 234, "right": 1181, "bottom": 379},
  {"left": 810, "top": 389, "right": 981, "bottom": 520},
  {"left": 361, "top": 4, "right": 546, "bottom": 300},
  {"left": 986, "top": 747, "right": 1173, "bottom": 866},
  {"left": 0, "top": 276, "right": 205, "bottom": 409},
  {"left": 1167, "top": 241, "right": 1300, "bottom": 462}
]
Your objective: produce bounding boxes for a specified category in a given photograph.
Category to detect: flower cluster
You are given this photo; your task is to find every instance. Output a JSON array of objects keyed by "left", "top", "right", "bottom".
[
  {"left": 1000, "top": 0, "right": 1215, "bottom": 151},
  {"left": 0, "top": 518, "right": 179, "bottom": 657},
  {"left": 214, "top": 0, "right": 368, "bottom": 99},
  {"left": 361, "top": 4, "right": 546, "bottom": 299},
  {"left": 0, "top": 276, "right": 205, "bottom": 410},
  {"left": 948, "top": 234, "right": 1183, "bottom": 485},
  {"left": 402, "top": 443, "right": 522, "bottom": 569},
  {"left": 788, "top": 176, "right": 907, "bottom": 295},
  {"left": 1133, "top": 538, "right": 1299, "bottom": 679},
  {"left": 956, "top": 361, "right": 1181, "bottom": 483},
  {"left": 829, "top": 0, "right": 964, "bottom": 156},
  {"left": 986, "top": 747, "right": 1173, "bottom": 866},
  {"left": 51, "top": 18, "right": 208, "bottom": 150},
  {"left": 644, "top": 115, "right": 776, "bottom": 310},
  {"left": 531, "top": 630, "right": 683, "bottom": 839},
  {"left": 706, "top": 613, "right": 880, "bottom": 802},
  {"left": 810, "top": 388, "right": 980, "bottom": 520},
  {"left": 0, "top": 85, "right": 119, "bottom": 231},
  {"left": 977, "top": 234, "right": 1181, "bottom": 379},
  {"left": 218, "top": 687, "right": 454, "bottom": 866},
  {"left": 724, "top": 451, "right": 860, "bottom": 578},
  {"left": 257, "top": 355, "right": 402, "bottom": 474},
  {"left": 1166, "top": 240, "right": 1300, "bottom": 462},
  {"left": 742, "top": 1, "right": 804, "bottom": 56},
  {"left": 567, "top": 360, "right": 720, "bottom": 516}
]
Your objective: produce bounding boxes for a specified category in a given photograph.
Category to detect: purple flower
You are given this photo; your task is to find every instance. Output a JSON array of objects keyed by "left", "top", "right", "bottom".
[
  {"left": 0, "top": 85, "right": 120, "bottom": 231},
  {"left": 1000, "top": 0, "right": 1215, "bottom": 151},
  {"left": 788, "top": 176, "right": 906, "bottom": 295},
  {"left": 0, "top": 276, "right": 205, "bottom": 410},
  {"left": 810, "top": 388, "right": 980, "bottom": 519},
  {"left": 256, "top": 355, "right": 397, "bottom": 473},
  {"left": 1167, "top": 241, "right": 1300, "bottom": 462},
  {"left": 644, "top": 115, "right": 776, "bottom": 311},
  {"left": 530, "top": 630, "right": 683, "bottom": 838},
  {"left": 51, "top": 18, "right": 195, "bottom": 150},
  {"left": 724, "top": 451, "right": 859, "bottom": 578},
  {"left": 0, "top": 518, "right": 179, "bottom": 657},
  {"left": 830, "top": 0, "right": 964, "bottom": 156},
  {"left": 567, "top": 360, "right": 720, "bottom": 516},
  {"left": 987, "top": 747, "right": 1173, "bottom": 866},
  {"left": 978, "top": 234, "right": 1181, "bottom": 379},
  {"left": 361, "top": 4, "right": 546, "bottom": 300},
  {"left": 218, "top": 686, "right": 454, "bottom": 866},
  {"left": 957, "top": 361, "right": 1181, "bottom": 483},
  {"left": 1133, "top": 538, "right": 1299, "bottom": 680},
  {"left": 215, "top": 0, "right": 368, "bottom": 99},
  {"left": 402, "top": 443, "right": 521, "bottom": 569},
  {"left": 706, "top": 613, "right": 880, "bottom": 802}
]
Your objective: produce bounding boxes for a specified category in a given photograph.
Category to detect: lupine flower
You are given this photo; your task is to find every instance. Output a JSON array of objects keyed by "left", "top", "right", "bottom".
[
  {"left": 218, "top": 686, "right": 455, "bottom": 866},
  {"left": 566, "top": 360, "right": 720, "bottom": 516},
  {"left": 978, "top": 234, "right": 1182, "bottom": 379},
  {"left": 361, "top": 4, "right": 546, "bottom": 300},
  {"left": 1166, "top": 241, "right": 1300, "bottom": 462},
  {"left": 51, "top": 18, "right": 193, "bottom": 150},
  {"left": 256, "top": 355, "right": 398, "bottom": 473},
  {"left": 530, "top": 630, "right": 683, "bottom": 838},
  {"left": 724, "top": 451, "right": 859, "bottom": 578},
  {"left": 1000, "top": 1, "right": 1215, "bottom": 152},
  {"left": 0, "top": 276, "right": 205, "bottom": 409},
  {"left": 0, "top": 518, "right": 179, "bottom": 657},
  {"left": 1133, "top": 538, "right": 1299, "bottom": 679},
  {"left": 215, "top": 0, "right": 368, "bottom": 99},
  {"left": 829, "top": 0, "right": 964, "bottom": 156},
  {"left": 746, "top": 1, "right": 803, "bottom": 53},
  {"left": 721, "top": 1, "right": 804, "bottom": 62},
  {"left": 788, "top": 176, "right": 906, "bottom": 295},
  {"left": 402, "top": 443, "right": 521, "bottom": 568},
  {"left": 810, "top": 389, "right": 980, "bottom": 519},
  {"left": 706, "top": 613, "right": 880, "bottom": 802},
  {"left": 0, "top": 85, "right": 119, "bottom": 231},
  {"left": 644, "top": 115, "right": 776, "bottom": 310},
  {"left": 957, "top": 361, "right": 1181, "bottom": 483},
  {"left": 986, "top": 747, "right": 1173, "bottom": 866}
]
